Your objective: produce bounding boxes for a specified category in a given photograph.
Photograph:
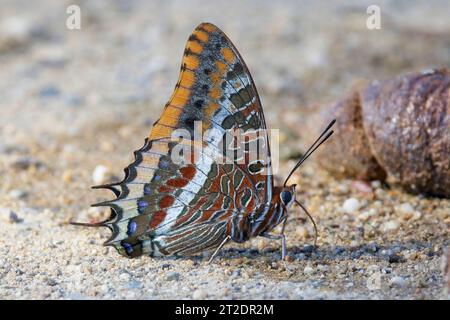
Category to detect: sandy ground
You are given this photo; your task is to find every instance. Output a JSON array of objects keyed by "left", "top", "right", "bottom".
[{"left": 0, "top": 0, "right": 449, "bottom": 299}]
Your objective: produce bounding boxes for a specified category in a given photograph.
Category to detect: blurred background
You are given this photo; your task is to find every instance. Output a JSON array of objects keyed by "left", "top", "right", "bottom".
[
  {"left": 1, "top": 0, "right": 450, "bottom": 207},
  {"left": 1, "top": 0, "right": 450, "bottom": 138}
]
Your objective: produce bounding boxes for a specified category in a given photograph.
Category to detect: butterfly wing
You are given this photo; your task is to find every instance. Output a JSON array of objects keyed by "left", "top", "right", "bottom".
[{"left": 93, "top": 23, "right": 273, "bottom": 258}]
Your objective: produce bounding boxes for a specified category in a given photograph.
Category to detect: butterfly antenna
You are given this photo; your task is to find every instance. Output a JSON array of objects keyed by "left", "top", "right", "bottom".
[
  {"left": 295, "top": 200, "right": 318, "bottom": 247},
  {"left": 283, "top": 119, "right": 336, "bottom": 187}
]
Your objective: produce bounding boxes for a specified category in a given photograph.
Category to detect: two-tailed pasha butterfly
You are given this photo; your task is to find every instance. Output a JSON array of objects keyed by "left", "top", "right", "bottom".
[{"left": 71, "top": 23, "right": 335, "bottom": 262}]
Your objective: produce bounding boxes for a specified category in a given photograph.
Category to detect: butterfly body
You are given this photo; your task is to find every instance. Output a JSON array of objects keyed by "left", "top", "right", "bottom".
[{"left": 74, "top": 23, "right": 333, "bottom": 260}]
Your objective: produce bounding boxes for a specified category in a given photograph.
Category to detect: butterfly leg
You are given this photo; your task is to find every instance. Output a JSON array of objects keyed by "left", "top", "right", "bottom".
[
  {"left": 208, "top": 235, "right": 231, "bottom": 264},
  {"left": 261, "top": 218, "right": 288, "bottom": 260}
]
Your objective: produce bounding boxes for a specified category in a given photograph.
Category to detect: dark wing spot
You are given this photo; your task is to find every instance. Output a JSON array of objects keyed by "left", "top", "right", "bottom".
[
  {"left": 144, "top": 184, "right": 152, "bottom": 195},
  {"left": 127, "top": 220, "right": 137, "bottom": 235},
  {"left": 240, "top": 188, "right": 252, "bottom": 207},
  {"left": 234, "top": 62, "right": 244, "bottom": 76},
  {"left": 221, "top": 81, "right": 227, "bottom": 89},
  {"left": 248, "top": 161, "right": 264, "bottom": 174},
  {"left": 137, "top": 200, "right": 148, "bottom": 214},
  {"left": 194, "top": 99, "right": 204, "bottom": 109},
  {"left": 255, "top": 181, "right": 265, "bottom": 190},
  {"left": 184, "top": 116, "right": 198, "bottom": 129},
  {"left": 189, "top": 34, "right": 201, "bottom": 43},
  {"left": 158, "top": 159, "right": 170, "bottom": 169}
]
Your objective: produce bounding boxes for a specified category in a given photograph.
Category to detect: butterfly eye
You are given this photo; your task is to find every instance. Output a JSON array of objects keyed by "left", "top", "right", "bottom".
[{"left": 280, "top": 191, "right": 292, "bottom": 205}]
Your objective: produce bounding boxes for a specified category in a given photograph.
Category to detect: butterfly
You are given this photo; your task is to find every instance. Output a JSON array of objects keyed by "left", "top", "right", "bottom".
[{"left": 71, "top": 23, "right": 334, "bottom": 262}]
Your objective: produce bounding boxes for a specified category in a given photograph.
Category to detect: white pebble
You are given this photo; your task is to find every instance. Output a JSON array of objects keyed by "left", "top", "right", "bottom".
[
  {"left": 165, "top": 272, "right": 180, "bottom": 281},
  {"left": 398, "top": 203, "right": 414, "bottom": 214},
  {"left": 317, "top": 264, "right": 329, "bottom": 272},
  {"left": 303, "top": 266, "right": 314, "bottom": 275},
  {"left": 367, "top": 265, "right": 380, "bottom": 273},
  {"left": 382, "top": 220, "right": 400, "bottom": 232},
  {"left": 371, "top": 180, "right": 381, "bottom": 188},
  {"left": 0, "top": 16, "right": 32, "bottom": 45},
  {"left": 398, "top": 202, "right": 414, "bottom": 214},
  {"left": 192, "top": 289, "right": 207, "bottom": 299},
  {"left": 342, "top": 198, "right": 361, "bottom": 214},
  {"left": 99, "top": 285, "right": 109, "bottom": 293},
  {"left": 358, "top": 208, "right": 378, "bottom": 221},
  {"left": 92, "top": 165, "right": 111, "bottom": 185},
  {"left": 125, "top": 292, "right": 137, "bottom": 299},
  {"left": 8, "top": 189, "right": 27, "bottom": 200},
  {"left": 119, "top": 272, "right": 130, "bottom": 282},
  {"left": 411, "top": 211, "right": 422, "bottom": 220}
]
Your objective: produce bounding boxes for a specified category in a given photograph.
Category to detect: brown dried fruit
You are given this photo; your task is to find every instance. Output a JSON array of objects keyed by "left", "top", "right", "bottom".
[
  {"left": 362, "top": 69, "right": 450, "bottom": 197},
  {"left": 313, "top": 68, "right": 450, "bottom": 198},
  {"left": 316, "top": 88, "right": 387, "bottom": 181}
]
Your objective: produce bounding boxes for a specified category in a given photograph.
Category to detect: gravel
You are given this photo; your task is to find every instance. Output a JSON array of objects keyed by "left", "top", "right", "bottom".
[{"left": 342, "top": 198, "right": 361, "bottom": 214}]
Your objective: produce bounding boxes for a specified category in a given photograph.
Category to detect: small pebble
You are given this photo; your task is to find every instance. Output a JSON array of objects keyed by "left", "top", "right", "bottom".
[
  {"left": 342, "top": 198, "right": 361, "bottom": 214},
  {"left": 0, "top": 208, "right": 21, "bottom": 223},
  {"left": 99, "top": 284, "right": 109, "bottom": 294},
  {"left": 398, "top": 203, "right": 414, "bottom": 214},
  {"left": 336, "top": 184, "right": 349, "bottom": 194},
  {"left": 119, "top": 272, "right": 130, "bottom": 282},
  {"left": 0, "top": 16, "right": 33, "bottom": 50},
  {"left": 358, "top": 208, "right": 378, "bottom": 221},
  {"left": 303, "top": 266, "right": 314, "bottom": 275},
  {"left": 387, "top": 253, "right": 403, "bottom": 264},
  {"left": 62, "top": 170, "right": 74, "bottom": 183},
  {"left": 411, "top": 211, "right": 422, "bottom": 221},
  {"left": 192, "top": 289, "right": 207, "bottom": 299},
  {"left": 382, "top": 220, "right": 400, "bottom": 232},
  {"left": 295, "top": 226, "right": 309, "bottom": 239},
  {"left": 317, "top": 264, "right": 329, "bottom": 272},
  {"left": 365, "top": 242, "right": 379, "bottom": 253},
  {"left": 389, "top": 276, "right": 408, "bottom": 287},
  {"left": 39, "top": 85, "right": 60, "bottom": 98},
  {"left": 92, "top": 165, "right": 111, "bottom": 185},
  {"left": 46, "top": 278, "right": 58, "bottom": 286},
  {"left": 10, "top": 156, "right": 42, "bottom": 170},
  {"left": 367, "top": 265, "right": 379, "bottom": 273},
  {"left": 371, "top": 180, "right": 381, "bottom": 188},
  {"left": 351, "top": 180, "right": 373, "bottom": 194},
  {"left": 304, "top": 244, "right": 315, "bottom": 253},
  {"left": 165, "top": 272, "right": 180, "bottom": 281},
  {"left": 284, "top": 255, "right": 294, "bottom": 262}
]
